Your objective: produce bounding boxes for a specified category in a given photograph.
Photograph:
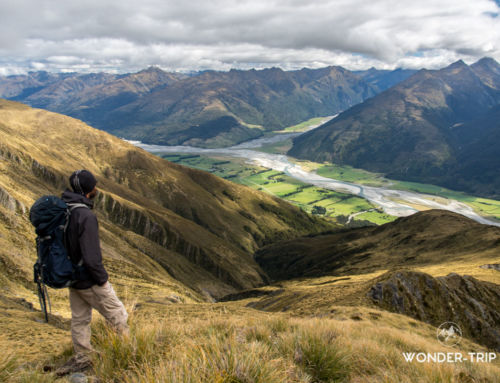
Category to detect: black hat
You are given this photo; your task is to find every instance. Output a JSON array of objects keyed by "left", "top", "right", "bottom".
[{"left": 70, "top": 170, "right": 97, "bottom": 195}]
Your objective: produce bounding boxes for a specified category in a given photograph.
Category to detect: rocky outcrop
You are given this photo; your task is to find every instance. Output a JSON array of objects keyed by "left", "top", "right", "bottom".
[
  {"left": 31, "top": 160, "right": 66, "bottom": 190},
  {"left": 367, "top": 270, "right": 500, "bottom": 351},
  {"left": 0, "top": 186, "right": 26, "bottom": 214},
  {"left": 0, "top": 186, "right": 17, "bottom": 212}
]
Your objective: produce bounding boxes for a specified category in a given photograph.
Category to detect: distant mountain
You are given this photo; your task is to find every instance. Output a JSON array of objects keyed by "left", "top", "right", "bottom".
[
  {"left": 0, "top": 99, "right": 332, "bottom": 301},
  {"left": 0, "top": 71, "right": 66, "bottom": 99},
  {"left": 101, "top": 66, "right": 379, "bottom": 147},
  {"left": 354, "top": 67, "right": 417, "bottom": 92},
  {"left": 9, "top": 67, "right": 186, "bottom": 118},
  {"left": 3, "top": 71, "right": 115, "bottom": 100},
  {"left": 0, "top": 66, "right": 388, "bottom": 147},
  {"left": 289, "top": 58, "right": 500, "bottom": 198},
  {"left": 255, "top": 209, "right": 500, "bottom": 280}
]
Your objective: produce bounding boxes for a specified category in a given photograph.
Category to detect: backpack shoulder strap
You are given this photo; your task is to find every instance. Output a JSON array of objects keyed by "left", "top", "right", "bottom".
[
  {"left": 67, "top": 203, "right": 90, "bottom": 211},
  {"left": 63, "top": 203, "right": 89, "bottom": 231}
]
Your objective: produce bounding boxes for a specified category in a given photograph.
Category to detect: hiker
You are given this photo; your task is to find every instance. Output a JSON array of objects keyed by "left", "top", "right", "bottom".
[{"left": 57, "top": 170, "right": 129, "bottom": 374}]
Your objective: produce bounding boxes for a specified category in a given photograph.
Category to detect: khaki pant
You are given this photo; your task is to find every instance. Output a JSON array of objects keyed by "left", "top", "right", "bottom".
[{"left": 69, "top": 281, "right": 129, "bottom": 354}]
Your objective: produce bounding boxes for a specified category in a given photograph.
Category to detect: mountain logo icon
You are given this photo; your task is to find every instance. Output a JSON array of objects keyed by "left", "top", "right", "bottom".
[{"left": 437, "top": 322, "right": 462, "bottom": 347}]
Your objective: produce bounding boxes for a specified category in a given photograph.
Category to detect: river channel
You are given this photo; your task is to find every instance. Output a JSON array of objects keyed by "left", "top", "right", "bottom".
[{"left": 129, "top": 120, "right": 500, "bottom": 227}]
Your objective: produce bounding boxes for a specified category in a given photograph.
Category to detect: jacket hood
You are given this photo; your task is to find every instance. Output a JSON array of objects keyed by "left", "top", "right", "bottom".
[{"left": 61, "top": 189, "right": 94, "bottom": 209}]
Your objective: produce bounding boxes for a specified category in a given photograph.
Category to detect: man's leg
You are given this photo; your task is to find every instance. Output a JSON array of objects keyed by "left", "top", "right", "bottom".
[
  {"left": 56, "top": 289, "right": 94, "bottom": 377},
  {"left": 88, "top": 282, "right": 129, "bottom": 335},
  {"left": 69, "top": 288, "right": 94, "bottom": 354}
]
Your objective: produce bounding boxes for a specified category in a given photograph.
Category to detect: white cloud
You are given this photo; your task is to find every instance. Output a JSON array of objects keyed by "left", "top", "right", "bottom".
[{"left": 0, "top": 0, "right": 499, "bottom": 74}]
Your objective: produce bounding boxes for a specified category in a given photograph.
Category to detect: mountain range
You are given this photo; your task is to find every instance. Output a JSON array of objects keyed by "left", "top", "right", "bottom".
[
  {"left": 289, "top": 57, "right": 500, "bottom": 198},
  {"left": 0, "top": 66, "right": 414, "bottom": 148}
]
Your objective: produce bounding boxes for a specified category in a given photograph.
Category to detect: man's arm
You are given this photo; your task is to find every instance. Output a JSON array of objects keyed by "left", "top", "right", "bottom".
[{"left": 79, "top": 213, "right": 109, "bottom": 286}]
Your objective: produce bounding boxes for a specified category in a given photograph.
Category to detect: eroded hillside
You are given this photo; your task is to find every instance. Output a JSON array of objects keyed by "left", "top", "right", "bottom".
[{"left": 0, "top": 99, "right": 332, "bottom": 303}]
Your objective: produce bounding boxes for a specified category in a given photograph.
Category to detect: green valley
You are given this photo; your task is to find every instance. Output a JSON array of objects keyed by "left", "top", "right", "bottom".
[
  {"left": 275, "top": 116, "right": 330, "bottom": 133},
  {"left": 156, "top": 146, "right": 500, "bottom": 227},
  {"left": 160, "top": 153, "right": 396, "bottom": 226}
]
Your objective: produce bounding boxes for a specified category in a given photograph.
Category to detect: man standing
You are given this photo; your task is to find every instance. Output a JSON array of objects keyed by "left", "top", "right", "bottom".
[{"left": 57, "top": 170, "right": 129, "bottom": 376}]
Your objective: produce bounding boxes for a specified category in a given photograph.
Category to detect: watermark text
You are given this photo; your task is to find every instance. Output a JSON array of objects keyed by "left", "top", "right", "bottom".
[{"left": 403, "top": 352, "right": 497, "bottom": 363}]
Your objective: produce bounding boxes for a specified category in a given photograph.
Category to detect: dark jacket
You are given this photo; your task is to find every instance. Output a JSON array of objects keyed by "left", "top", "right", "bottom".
[{"left": 61, "top": 189, "right": 108, "bottom": 289}]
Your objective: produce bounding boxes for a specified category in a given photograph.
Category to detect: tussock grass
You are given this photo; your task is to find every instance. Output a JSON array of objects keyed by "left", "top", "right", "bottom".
[
  {"left": 3, "top": 306, "right": 500, "bottom": 382},
  {"left": 78, "top": 309, "right": 500, "bottom": 383}
]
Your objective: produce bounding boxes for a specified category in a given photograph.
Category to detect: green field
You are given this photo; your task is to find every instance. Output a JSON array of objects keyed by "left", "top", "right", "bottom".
[
  {"left": 158, "top": 149, "right": 500, "bottom": 225},
  {"left": 276, "top": 116, "right": 331, "bottom": 133},
  {"left": 255, "top": 138, "right": 294, "bottom": 155},
  {"left": 315, "top": 163, "right": 388, "bottom": 187},
  {"left": 160, "top": 153, "right": 396, "bottom": 226},
  {"left": 311, "top": 162, "right": 500, "bottom": 222}
]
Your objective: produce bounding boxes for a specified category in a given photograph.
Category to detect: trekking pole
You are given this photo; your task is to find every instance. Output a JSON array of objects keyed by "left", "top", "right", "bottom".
[
  {"left": 44, "top": 282, "right": 51, "bottom": 319},
  {"left": 36, "top": 278, "right": 49, "bottom": 323},
  {"left": 34, "top": 240, "right": 50, "bottom": 323}
]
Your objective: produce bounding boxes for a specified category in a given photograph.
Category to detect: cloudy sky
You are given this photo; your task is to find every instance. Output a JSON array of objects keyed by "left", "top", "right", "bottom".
[{"left": 1, "top": 0, "right": 499, "bottom": 74}]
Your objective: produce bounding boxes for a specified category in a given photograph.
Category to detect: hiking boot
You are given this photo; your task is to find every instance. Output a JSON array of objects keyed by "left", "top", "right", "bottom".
[{"left": 55, "top": 353, "right": 92, "bottom": 377}]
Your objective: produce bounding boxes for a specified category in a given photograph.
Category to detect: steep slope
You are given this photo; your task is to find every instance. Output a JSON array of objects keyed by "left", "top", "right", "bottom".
[
  {"left": 446, "top": 104, "right": 500, "bottom": 196},
  {"left": 0, "top": 66, "right": 378, "bottom": 148},
  {"left": 289, "top": 58, "right": 500, "bottom": 198},
  {"left": 255, "top": 209, "right": 500, "bottom": 280},
  {"left": 18, "top": 72, "right": 118, "bottom": 110},
  {"left": 0, "top": 99, "right": 333, "bottom": 302}
]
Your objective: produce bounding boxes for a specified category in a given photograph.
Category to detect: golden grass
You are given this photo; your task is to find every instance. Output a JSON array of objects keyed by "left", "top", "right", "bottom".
[
  {"left": 416, "top": 258, "right": 500, "bottom": 285},
  {"left": 3, "top": 303, "right": 498, "bottom": 383}
]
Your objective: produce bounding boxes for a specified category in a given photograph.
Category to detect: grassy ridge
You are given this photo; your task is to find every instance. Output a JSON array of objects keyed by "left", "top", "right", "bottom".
[
  {"left": 0, "top": 98, "right": 336, "bottom": 338},
  {"left": 255, "top": 209, "right": 500, "bottom": 282}
]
